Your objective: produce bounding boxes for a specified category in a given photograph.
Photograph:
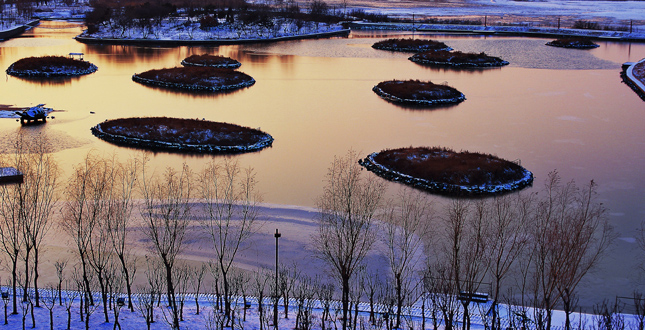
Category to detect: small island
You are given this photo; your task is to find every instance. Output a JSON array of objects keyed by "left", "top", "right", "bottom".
[
  {"left": 91, "top": 117, "right": 274, "bottom": 153},
  {"left": 409, "top": 50, "right": 509, "bottom": 67},
  {"left": 132, "top": 67, "right": 255, "bottom": 92},
  {"left": 545, "top": 38, "right": 599, "bottom": 49},
  {"left": 6, "top": 55, "right": 98, "bottom": 77},
  {"left": 372, "top": 38, "right": 452, "bottom": 52},
  {"left": 359, "top": 147, "right": 533, "bottom": 196},
  {"left": 181, "top": 54, "right": 242, "bottom": 69},
  {"left": 373, "top": 80, "right": 465, "bottom": 106}
]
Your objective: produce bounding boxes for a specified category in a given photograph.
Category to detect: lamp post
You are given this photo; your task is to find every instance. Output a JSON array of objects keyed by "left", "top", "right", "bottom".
[
  {"left": 274, "top": 228, "right": 281, "bottom": 330},
  {"left": 2, "top": 291, "right": 8, "bottom": 325}
]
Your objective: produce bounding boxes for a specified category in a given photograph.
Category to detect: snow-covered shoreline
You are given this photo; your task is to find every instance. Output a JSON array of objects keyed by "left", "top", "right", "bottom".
[
  {"left": 623, "top": 59, "right": 645, "bottom": 101},
  {"left": 349, "top": 21, "right": 645, "bottom": 41}
]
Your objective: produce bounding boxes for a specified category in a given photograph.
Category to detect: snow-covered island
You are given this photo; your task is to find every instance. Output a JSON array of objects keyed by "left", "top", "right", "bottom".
[
  {"left": 359, "top": 146, "right": 534, "bottom": 196},
  {"left": 372, "top": 80, "right": 465, "bottom": 106},
  {"left": 409, "top": 50, "right": 510, "bottom": 67},
  {"left": 6, "top": 56, "right": 98, "bottom": 78},
  {"left": 132, "top": 67, "right": 255, "bottom": 92},
  {"left": 372, "top": 38, "right": 452, "bottom": 52},
  {"left": 73, "top": 2, "right": 349, "bottom": 45},
  {"left": 545, "top": 37, "right": 600, "bottom": 49},
  {"left": 91, "top": 117, "right": 274, "bottom": 153}
]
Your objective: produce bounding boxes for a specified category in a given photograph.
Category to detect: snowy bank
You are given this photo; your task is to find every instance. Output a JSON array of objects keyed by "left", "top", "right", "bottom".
[
  {"left": 622, "top": 59, "right": 645, "bottom": 101},
  {"left": 0, "top": 20, "right": 39, "bottom": 41},
  {"left": 349, "top": 21, "right": 645, "bottom": 41}
]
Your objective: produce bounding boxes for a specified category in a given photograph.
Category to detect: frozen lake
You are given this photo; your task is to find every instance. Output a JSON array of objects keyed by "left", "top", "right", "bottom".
[{"left": 1, "top": 21, "right": 645, "bottom": 310}]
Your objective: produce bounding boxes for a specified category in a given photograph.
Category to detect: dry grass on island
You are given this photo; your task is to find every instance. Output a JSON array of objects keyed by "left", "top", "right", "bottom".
[
  {"left": 409, "top": 50, "right": 509, "bottom": 67},
  {"left": 359, "top": 147, "right": 533, "bottom": 196},
  {"left": 6, "top": 55, "right": 98, "bottom": 77},
  {"left": 132, "top": 66, "right": 255, "bottom": 92},
  {"left": 546, "top": 38, "right": 599, "bottom": 49},
  {"left": 372, "top": 38, "right": 452, "bottom": 52},
  {"left": 181, "top": 54, "right": 242, "bottom": 69},
  {"left": 91, "top": 117, "right": 273, "bottom": 153},
  {"left": 373, "top": 80, "right": 465, "bottom": 106}
]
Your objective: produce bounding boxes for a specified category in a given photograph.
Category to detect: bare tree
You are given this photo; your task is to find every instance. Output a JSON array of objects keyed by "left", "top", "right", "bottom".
[
  {"left": 192, "top": 264, "right": 208, "bottom": 315},
  {"left": 312, "top": 150, "right": 386, "bottom": 330},
  {"left": 254, "top": 268, "right": 272, "bottom": 330},
  {"left": 62, "top": 152, "right": 115, "bottom": 307},
  {"left": 88, "top": 211, "right": 114, "bottom": 323},
  {"left": 532, "top": 172, "right": 615, "bottom": 330},
  {"left": 106, "top": 156, "right": 141, "bottom": 312},
  {"left": 62, "top": 280, "right": 79, "bottom": 330},
  {"left": 486, "top": 193, "right": 534, "bottom": 330},
  {"left": 0, "top": 133, "right": 59, "bottom": 313},
  {"left": 140, "top": 164, "right": 193, "bottom": 330},
  {"left": 199, "top": 159, "right": 261, "bottom": 321},
  {"left": 40, "top": 284, "right": 58, "bottom": 330},
  {"left": 381, "top": 187, "right": 432, "bottom": 328},
  {"left": 439, "top": 199, "right": 490, "bottom": 330},
  {"left": 422, "top": 261, "right": 460, "bottom": 330},
  {"left": 54, "top": 259, "right": 68, "bottom": 306}
]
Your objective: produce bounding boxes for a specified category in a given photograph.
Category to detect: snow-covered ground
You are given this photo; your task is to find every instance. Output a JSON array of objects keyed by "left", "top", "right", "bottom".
[{"left": 0, "top": 287, "right": 632, "bottom": 330}]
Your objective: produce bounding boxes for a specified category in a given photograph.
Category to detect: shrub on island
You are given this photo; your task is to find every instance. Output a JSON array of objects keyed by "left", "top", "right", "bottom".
[
  {"left": 91, "top": 117, "right": 273, "bottom": 153},
  {"left": 372, "top": 38, "right": 452, "bottom": 52},
  {"left": 373, "top": 80, "right": 465, "bottom": 106},
  {"left": 181, "top": 54, "right": 242, "bottom": 69},
  {"left": 545, "top": 38, "right": 599, "bottom": 49},
  {"left": 359, "top": 147, "right": 533, "bottom": 196},
  {"left": 132, "top": 67, "right": 255, "bottom": 92},
  {"left": 6, "top": 56, "right": 98, "bottom": 77},
  {"left": 409, "top": 50, "right": 509, "bottom": 67}
]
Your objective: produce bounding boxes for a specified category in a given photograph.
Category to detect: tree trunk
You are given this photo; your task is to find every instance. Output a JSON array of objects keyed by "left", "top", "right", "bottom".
[
  {"left": 164, "top": 263, "right": 179, "bottom": 329},
  {"left": 12, "top": 257, "right": 18, "bottom": 314},
  {"left": 342, "top": 276, "right": 349, "bottom": 330},
  {"left": 98, "top": 272, "right": 109, "bottom": 323},
  {"left": 33, "top": 250, "right": 40, "bottom": 307},
  {"left": 119, "top": 254, "right": 134, "bottom": 312}
]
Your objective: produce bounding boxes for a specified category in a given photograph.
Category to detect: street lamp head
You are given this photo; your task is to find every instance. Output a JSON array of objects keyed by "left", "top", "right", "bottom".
[
  {"left": 274, "top": 228, "right": 281, "bottom": 238},
  {"left": 117, "top": 297, "right": 125, "bottom": 307},
  {"left": 1, "top": 292, "right": 7, "bottom": 301}
]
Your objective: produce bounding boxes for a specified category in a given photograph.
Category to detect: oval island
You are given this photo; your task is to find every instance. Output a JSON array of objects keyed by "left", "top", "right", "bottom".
[
  {"left": 132, "top": 67, "right": 255, "bottom": 92},
  {"left": 373, "top": 80, "right": 465, "bottom": 106},
  {"left": 409, "top": 50, "right": 509, "bottom": 67},
  {"left": 181, "top": 54, "right": 242, "bottom": 69},
  {"left": 545, "top": 38, "right": 599, "bottom": 49},
  {"left": 91, "top": 117, "right": 273, "bottom": 153},
  {"left": 359, "top": 147, "right": 533, "bottom": 196},
  {"left": 6, "top": 55, "right": 98, "bottom": 77},
  {"left": 372, "top": 38, "right": 452, "bottom": 52}
]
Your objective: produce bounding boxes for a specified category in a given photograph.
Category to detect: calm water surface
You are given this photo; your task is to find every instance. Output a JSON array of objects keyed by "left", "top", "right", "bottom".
[{"left": 2, "top": 22, "right": 645, "bottom": 307}]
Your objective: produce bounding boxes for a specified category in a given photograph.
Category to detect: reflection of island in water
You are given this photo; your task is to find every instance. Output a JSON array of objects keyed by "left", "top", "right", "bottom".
[{"left": 0, "top": 128, "right": 89, "bottom": 154}]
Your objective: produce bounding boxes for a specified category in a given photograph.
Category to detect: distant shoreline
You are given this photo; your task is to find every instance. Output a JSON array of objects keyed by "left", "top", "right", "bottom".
[{"left": 349, "top": 21, "right": 645, "bottom": 42}]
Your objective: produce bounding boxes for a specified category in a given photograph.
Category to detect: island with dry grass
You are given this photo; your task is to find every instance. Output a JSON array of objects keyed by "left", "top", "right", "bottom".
[
  {"left": 372, "top": 38, "right": 452, "bottom": 52},
  {"left": 359, "top": 147, "right": 533, "bottom": 196},
  {"left": 6, "top": 55, "right": 98, "bottom": 77},
  {"left": 373, "top": 80, "right": 465, "bottom": 106},
  {"left": 546, "top": 38, "right": 599, "bottom": 49},
  {"left": 181, "top": 54, "right": 242, "bottom": 69},
  {"left": 409, "top": 50, "right": 509, "bottom": 67},
  {"left": 132, "top": 67, "right": 255, "bottom": 92},
  {"left": 91, "top": 117, "right": 273, "bottom": 153}
]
